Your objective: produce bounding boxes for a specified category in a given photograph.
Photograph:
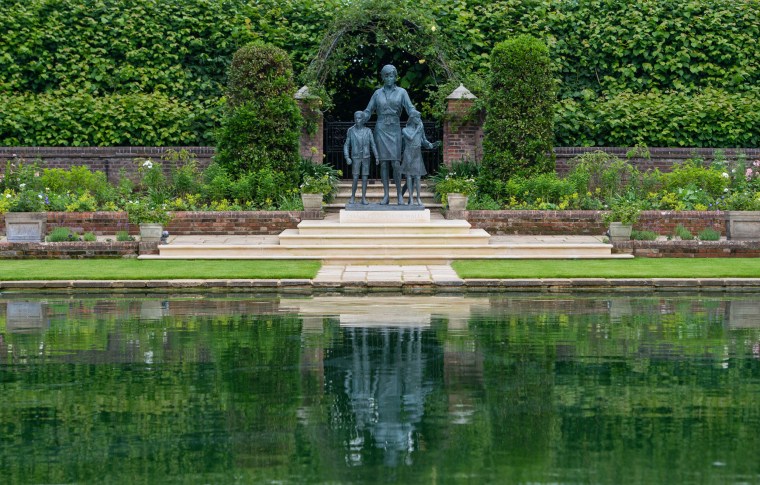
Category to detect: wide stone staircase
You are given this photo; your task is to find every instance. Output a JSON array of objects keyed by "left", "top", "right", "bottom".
[{"left": 148, "top": 209, "right": 630, "bottom": 263}]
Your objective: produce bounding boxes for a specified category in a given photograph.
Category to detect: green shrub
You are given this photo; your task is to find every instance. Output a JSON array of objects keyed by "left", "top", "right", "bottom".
[
  {"left": 674, "top": 224, "right": 695, "bottom": 241},
  {"left": 47, "top": 227, "right": 78, "bottom": 242},
  {"left": 566, "top": 151, "right": 641, "bottom": 201},
  {"left": 481, "top": 35, "right": 555, "bottom": 190},
  {"left": 116, "top": 231, "right": 135, "bottom": 242},
  {"left": 215, "top": 42, "right": 302, "bottom": 197},
  {"left": 698, "top": 228, "right": 721, "bottom": 241},
  {"left": 631, "top": 230, "right": 659, "bottom": 241},
  {"left": 83, "top": 232, "right": 97, "bottom": 242},
  {"left": 662, "top": 160, "right": 729, "bottom": 199}
]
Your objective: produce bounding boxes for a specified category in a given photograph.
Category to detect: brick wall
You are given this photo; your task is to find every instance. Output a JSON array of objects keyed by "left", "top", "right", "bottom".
[
  {"left": 613, "top": 240, "right": 760, "bottom": 258},
  {"left": 2, "top": 211, "right": 305, "bottom": 236},
  {"left": 463, "top": 210, "right": 726, "bottom": 236},
  {"left": 0, "top": 241, "right": 139, "bottom": 259},
  {"left": 0, "top": 147, "right": 215, "bottom": 184},
  {"left": 4, "top": 145, "right": 759, "bottom": 182},
  {"left": 443, "top": 99, "right": 483, "bottom": 166},
  {"left": 554, "top": 147, "right": 760, "bottom": 175}
]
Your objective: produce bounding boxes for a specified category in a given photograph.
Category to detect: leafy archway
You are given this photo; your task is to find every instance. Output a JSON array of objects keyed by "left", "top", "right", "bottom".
[{"left": 301, "top": 0, "right": 460, "bottom": 119}]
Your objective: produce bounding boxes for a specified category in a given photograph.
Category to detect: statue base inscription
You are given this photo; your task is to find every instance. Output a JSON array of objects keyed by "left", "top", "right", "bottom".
[{"left": 340, "top": 208, "right": 430, "bottom": 224}]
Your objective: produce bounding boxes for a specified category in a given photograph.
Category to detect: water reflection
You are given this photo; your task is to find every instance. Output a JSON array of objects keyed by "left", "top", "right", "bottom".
[{"left": 0, "top": 293, "right": 759, "bottom": 483}]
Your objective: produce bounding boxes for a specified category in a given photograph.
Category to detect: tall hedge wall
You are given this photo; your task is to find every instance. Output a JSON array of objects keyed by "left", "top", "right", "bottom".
[
  {"left": 0, "top": 0, "right": 757, "bottom": 147},
  {"left": 482, "top": 36, "right": 555, "bottom": 184}
]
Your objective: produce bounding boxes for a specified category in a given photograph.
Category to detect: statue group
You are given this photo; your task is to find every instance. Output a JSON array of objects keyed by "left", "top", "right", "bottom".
[{"left": 343, "top": 64, "right": 440, "bottom": 206}]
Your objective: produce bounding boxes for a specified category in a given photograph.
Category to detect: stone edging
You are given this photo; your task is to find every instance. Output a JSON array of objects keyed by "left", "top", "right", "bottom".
[{"left": 2, "top": 278, "right": 760, "bottom": 293}]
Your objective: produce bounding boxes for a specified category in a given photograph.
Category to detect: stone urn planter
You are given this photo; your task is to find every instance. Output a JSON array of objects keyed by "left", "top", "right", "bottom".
[
  {"left": 4, "top": 212, "right": 47, "bottom": 242},
  {"left": 725, "top": 211, "right": 760, "bottom": 240},
  {"left": 139, "top": 223, "right": 164, "bottom": 242},
  {"left": 608, "top": 222, "right": 633, "bottom": 242},
  {"left": 447, "top": 193, "right": 468, "bottom": 211},
  {"left": 301, "top": 193, "right": 323, "bottom": 211}
]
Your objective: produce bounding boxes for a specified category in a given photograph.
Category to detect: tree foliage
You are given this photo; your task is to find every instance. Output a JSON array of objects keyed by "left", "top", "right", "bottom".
[
  {"left": 481, "top": 35, "right": 555, "bottom": 188},
  {"left": 214, "top": 42, "right": 302, "bottom": 194}
]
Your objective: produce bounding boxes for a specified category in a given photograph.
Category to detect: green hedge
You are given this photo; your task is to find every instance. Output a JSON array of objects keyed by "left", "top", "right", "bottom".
[
  {"left": 557, "top": 88, "right": 760, "bottom": 147},
  {"left": 481, "top": 35, "right": 555, "bottom": 186},
  {"left": 215, "top": 42, "right": 302, "bottom": 193},
  {"left": 0, "top": 0, "right": 757, "bottom": 147},
  {"left": 0, "top": 92, "right": 215, "bottom": 146}
]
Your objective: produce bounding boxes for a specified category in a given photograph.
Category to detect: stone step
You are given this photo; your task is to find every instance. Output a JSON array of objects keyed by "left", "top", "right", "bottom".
[
  {"left": 296, "top": 219, "right": 473, "bottom": 235},
  {"left": 278, "top": 228, "right": 491, "bottom": 246},
  {"left": 149, "top": 241, "right": 627, "bottom": 262}
]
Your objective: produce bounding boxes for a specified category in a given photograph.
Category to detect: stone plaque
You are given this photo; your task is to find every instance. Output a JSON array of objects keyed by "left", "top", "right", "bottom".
[
  {"left": 4, "top": 212, "right": 46, "bottom": 242},
  {"left": 340, "top": 208, "right": 430, "bottom": 224},
  {"left": 7, "top": 223, "right": 43, "bottom": 242}
]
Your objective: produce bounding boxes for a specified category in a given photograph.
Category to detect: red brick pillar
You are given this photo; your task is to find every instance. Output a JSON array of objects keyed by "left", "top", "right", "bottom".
[
  {"left": 295, "top": 86, "right": 324, "bottom": 163},
  {"left": 444, "top": 85, "right": 483, "bottom": 167}
]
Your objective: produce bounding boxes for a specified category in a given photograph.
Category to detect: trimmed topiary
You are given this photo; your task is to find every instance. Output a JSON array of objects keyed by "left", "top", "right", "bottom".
[
  {"left": 481, "top": 35, "right": 555, "bottom": 195},
  {"left": 215, "top": 42, "right": 302, "bottom": 194}
]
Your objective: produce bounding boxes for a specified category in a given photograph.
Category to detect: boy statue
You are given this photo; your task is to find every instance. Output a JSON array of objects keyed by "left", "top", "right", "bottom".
[{"left": 343, "top": 111, "right": 379, "bottom": 205}]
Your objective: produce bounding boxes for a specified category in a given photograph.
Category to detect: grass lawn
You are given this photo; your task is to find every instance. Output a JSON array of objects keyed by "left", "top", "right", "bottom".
[
  {"left": 452, "top": 258, "right": 760, "bottom": 279},
  {"left": 0, "top": 260, "right": 321, "bottom": 280}
]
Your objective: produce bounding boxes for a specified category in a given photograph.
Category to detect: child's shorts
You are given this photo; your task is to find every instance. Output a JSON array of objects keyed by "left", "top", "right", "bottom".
[{"left": 352, "top": 158, "right": 370, "bottom": 177}]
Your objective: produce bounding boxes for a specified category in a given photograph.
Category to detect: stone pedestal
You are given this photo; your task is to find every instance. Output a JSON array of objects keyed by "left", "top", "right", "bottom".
[{"left": 295, "top": 86, "right": 324, "bottom": 163}]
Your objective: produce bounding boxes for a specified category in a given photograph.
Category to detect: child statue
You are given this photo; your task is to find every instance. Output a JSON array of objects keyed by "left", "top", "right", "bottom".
[
  {"left": 343, "top": 111, "right": 379, "bottom": 205},
  {"left": 401, "top": 110, "right": 441, "bottom": 205}
]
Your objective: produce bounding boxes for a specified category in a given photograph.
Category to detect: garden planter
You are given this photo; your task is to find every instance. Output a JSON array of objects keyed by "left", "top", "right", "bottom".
[
  {"left": 4, "top": 212, "right": 46, "bottom": 242},
  {"left": 301, "top": 193, "right": 323, "bottom": 211},
  {"left": 139, "top": 223, "right": 163, "bottom": 242},
  {"left": 608, "top": 222, "right": 632, "bottom": 242},
  {"left": 725, "top": 211, "right": 760, "bottom": 240},
  {"left": 447, "top": 193, "right": 468, "bottom": 211}
]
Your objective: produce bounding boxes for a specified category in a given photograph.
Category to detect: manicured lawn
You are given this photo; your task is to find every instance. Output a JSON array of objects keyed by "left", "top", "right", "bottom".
[
  {"left": 452, "top": 258, "right": 760, "bottom": 279},
  {"left": 0, "top": 260, "right": 321, "bottom": 280}
]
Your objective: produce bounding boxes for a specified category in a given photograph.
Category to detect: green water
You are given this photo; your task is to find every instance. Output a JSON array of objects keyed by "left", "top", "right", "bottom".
[{"left": 1, "top": 293, "right": 759, "bottom": 484}]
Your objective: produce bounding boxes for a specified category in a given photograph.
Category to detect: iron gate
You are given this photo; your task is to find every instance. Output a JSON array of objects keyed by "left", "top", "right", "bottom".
[{"left": 324, "top": 120, "right": 442, "bottom": 180}]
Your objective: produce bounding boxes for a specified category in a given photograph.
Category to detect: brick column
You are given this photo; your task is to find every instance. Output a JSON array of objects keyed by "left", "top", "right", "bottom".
[
  {"left": 444, "top": 85, "right": 483, "bottom": 167},
  {"left": 295, "top": 86, "right": 324, "bottom": 163}
]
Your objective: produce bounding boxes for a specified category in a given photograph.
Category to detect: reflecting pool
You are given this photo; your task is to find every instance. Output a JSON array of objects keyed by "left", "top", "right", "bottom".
[{"left": 1, "top": 293, "right": 760, "bottom": 484}]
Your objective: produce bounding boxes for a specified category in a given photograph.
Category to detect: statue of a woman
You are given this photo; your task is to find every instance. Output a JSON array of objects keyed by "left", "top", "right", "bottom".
[{"left": 363, "top": 65, "right": 416, "bottom": 205}]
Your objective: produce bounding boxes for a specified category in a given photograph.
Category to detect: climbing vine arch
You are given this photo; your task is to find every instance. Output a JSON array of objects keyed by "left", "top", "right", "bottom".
[{"left": 301, "top": 0, "right": 462, "bottom": 118}]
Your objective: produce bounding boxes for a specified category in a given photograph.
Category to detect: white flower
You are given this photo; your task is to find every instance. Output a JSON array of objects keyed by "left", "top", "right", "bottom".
[
  {"left": 19, "top": 183, "right": 25, "bottom": 189},
  {"left": 142, "top": 160, "right": 153, "bottom": 169},
  {"left": 724, "top": 188, "right": 730, "bottom": 192},
  {"left": 721, "top": 172, "right": 729, "bottom": 178},
  {"left": 5, "top": 194, "right": 11, "bottom": 198},
  {"left": 37, "top": 194, "right": 43, "bottom": 199},
  {"left": 431, "top": 25, "right": 437, "bottom": 31}
]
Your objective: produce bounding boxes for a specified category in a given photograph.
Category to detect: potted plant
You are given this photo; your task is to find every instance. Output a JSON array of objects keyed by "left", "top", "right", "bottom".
[
  {"left": 125, "top": 198, "right": 172, "bottom": 242},
  {"left": 433, "top": 175, "right": 477, "bottom": 210},
  {"left": 300, "top": 174, "right": 336, "bottom": 210},
  {"left": 602, "top": 199, "right": 642, "bottom": 242},
  {"left": 2, "top": 187, "right": 48, "bottom": 242}
]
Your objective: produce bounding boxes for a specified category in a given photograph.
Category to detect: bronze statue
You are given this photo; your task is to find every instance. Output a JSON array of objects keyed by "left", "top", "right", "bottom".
[
  {"left": 363, "top": 65, "right": 415, "bottom": 205},
  {"left": 401, "top": 110, "right": 440, "bottom": 205},
  {"left": 343, "top": 111, "right": 379, "bottom": 205}
]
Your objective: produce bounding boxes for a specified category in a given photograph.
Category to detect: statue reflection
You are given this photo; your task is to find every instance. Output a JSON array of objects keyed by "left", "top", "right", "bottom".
[
  {"left": 335, "top": 325, "right": 433, "bottom": 467},
  {"left": 286, "top": 295, "right": 489, "bottom": 468}
]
